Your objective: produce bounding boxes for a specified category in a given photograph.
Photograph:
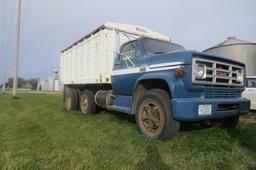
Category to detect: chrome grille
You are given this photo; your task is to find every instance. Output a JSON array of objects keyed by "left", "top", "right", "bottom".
[
  {"left": 192, "top": 58, "right": 244, "bottom": 87},
  {"left": 204, "top": 90, "right": 241, "bottom": 98}
]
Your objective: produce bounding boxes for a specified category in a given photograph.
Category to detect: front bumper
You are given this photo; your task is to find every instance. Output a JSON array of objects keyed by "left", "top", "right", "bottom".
[
  {"left": 172, "top": 98, "right": 250, "bottom": 121},
  {"left": 251, "top": 103, "right": 256, "bottom": 110}
]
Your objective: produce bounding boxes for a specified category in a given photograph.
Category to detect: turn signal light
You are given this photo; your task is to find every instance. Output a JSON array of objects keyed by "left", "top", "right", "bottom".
[{"left": 175, "top": 67, "right": 185, "bottom": 77}]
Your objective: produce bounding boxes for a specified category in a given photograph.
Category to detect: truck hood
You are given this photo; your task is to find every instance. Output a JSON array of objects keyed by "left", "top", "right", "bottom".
[{"left": 150, "top": 50, "right": 245, "bottom": 67}]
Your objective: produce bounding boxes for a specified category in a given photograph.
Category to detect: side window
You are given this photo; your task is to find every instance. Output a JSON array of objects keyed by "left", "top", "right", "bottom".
[
  {"left": 247, "top": 79, "right": 256, "bottom": 87},
  {"left": 119, "top": 41, "right": 137, "bottom": 60}
]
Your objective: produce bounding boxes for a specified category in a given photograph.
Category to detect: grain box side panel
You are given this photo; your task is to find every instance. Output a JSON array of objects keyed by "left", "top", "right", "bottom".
[
  {"left": 61, "top": 52, "right": 65, "bottom": 84},
  {"left": 68, "top": 48, "right": 72, "bottom": 83},
  {"left": 72, "top": 31, "right": 103, "bottom": 84},
  {"left": 62, "top": 52, "right": 66, "bottom": 83},
  {"left": 73, "top": 44, "right": 79, "bottom": 82},
  {"left": 59, "top": 53, "right": 64, "bottom": 84},
  {"left": 78, "top": 42, "right": 84, "bottom": 81},
  {"left": 67, "top": 50, "right": 71, "bottom": 83},
  {"left": 66, "top": 49, "right": 72, "bottom": 83},
  {"left": 83, "top": 38, "right": 92, "bottom": 83},
  {"left": 102, "top": 29, "right": 117, "bottom": 83},
  {"left": 61, "top": 48, "right": 73, "bottom": 84},
  {"left": 91, "top": 33, "right": 101, "bottom": 83},
  {"left": 71, "top": 46, "right": 76, "bottom": 83},
  {"left": 99, "top": 30, "right": 105, "bottom": 83}
]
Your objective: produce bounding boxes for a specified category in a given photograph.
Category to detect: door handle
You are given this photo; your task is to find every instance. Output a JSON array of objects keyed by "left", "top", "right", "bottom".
[{"left": 140, "top": 67, "right": 146, "bottom": 72}]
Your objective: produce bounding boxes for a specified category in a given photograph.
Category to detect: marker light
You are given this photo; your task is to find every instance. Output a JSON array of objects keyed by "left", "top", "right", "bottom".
[
  {"left": 236, "top": 70, "right": 243, "bottom": 83},
  {"left": 175, "top": 67, "right": 185, "bottom": 77}
]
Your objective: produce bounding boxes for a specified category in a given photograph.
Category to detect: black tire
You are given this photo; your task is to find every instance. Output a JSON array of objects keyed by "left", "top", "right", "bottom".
[
  {"left": 80, "top": 90, "right": 96, "bottom": 114},
  {"left": 63, "top": 85, "right": 68, "bottom": 103},
  {"left": 135, "top": 89, "right": 180, "bottom": 140},
  {"left": 65, "top": 89, "right": 79, "bottom": 111},
  {"left": 221, "top": 115, "right": 239, "bottom": 129}
]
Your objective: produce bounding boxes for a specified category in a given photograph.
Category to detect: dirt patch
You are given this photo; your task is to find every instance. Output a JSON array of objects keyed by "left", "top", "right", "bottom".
[{"left": 240, "top": 113, "right": 256, "bottom": 124}]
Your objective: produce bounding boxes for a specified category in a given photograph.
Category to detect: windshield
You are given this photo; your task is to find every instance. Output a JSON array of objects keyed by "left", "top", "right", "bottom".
[
  {"left": 247, "top": 78, "right": 256, "bottom": 88},
  {"left": 143, "top": 38, "right": 185, "bottom": 56}
]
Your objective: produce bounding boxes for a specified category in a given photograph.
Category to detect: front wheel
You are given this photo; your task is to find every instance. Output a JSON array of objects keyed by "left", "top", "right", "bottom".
[{"left": 135, "top": 89, "right": 180, "bottom": 140}]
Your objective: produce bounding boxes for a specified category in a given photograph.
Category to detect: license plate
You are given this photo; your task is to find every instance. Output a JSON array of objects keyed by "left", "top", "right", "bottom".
[{"left": 198, "top": 104, "right": 212, "bottom": 116}]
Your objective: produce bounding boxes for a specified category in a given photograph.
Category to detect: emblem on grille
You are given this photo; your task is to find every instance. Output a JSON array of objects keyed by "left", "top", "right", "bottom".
[{"left": 216, "top": 71, "right": 229, "bottom": 77}]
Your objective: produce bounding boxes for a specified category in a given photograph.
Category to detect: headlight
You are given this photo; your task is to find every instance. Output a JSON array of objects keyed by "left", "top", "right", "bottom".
[
  {"left": 236, "top": 70, "right": 243, "bottom": 83},
  {"left": 194, "top": 64, "right": 207, "bottom": 79}
]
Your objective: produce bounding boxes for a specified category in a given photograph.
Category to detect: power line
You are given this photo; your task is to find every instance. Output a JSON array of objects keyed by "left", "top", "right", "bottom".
[
  {"left": 19, "top": 0, "right": 32, "bottom": 57},
  {"left": 3, "top": 0, "right": 15, "bottom": 91},
  {"left": 1, "top": 0, "right": 6, "bottom": 91},
  {"left": 1, "top": 0, "right": 5, "bottom": 61},
  {"left": 7, "top": 0, "right": 15, "bottom": 46},
  {"left": 21, "top": 0, "right": 32, "bottom": 31},
  {"left": 6, "top": 0, "right": 15, "bottom": 64}
]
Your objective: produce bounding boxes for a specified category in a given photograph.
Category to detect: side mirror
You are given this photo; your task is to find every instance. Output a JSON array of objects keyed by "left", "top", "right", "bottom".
[
  {"left": 114, "top": 51, "right": 121, "bottom": 65},
  {"left": 114, "top": 51, "right": 135, "bottom": 67}
]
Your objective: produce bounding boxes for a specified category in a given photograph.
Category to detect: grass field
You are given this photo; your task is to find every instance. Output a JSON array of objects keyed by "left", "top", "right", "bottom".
[{"left": 0, "top": 93, "right": 255, "bottom": 170}]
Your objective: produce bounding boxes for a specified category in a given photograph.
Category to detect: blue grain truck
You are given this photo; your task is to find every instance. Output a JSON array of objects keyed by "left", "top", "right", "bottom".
[{"left": 60, "top": 23, "right": 250, "bottom": 139}]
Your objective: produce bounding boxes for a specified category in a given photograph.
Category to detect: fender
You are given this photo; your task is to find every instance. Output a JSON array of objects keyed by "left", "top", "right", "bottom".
[{"left": 132, "top": 70, "right": 187, "bottom": 100}]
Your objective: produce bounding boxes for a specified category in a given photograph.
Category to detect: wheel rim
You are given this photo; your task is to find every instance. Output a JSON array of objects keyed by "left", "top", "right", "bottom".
[
  {"left": 139, "top": 100, "right": 164, "bottom": 134},
  {"left": 81, "top": 95, "right": 88, "bottom": 113},
  {"left": 65, "top": 96, "right": 72, "bottom": 110}
]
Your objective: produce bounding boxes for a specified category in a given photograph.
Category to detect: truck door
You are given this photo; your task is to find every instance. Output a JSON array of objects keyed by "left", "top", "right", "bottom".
[
  {"left": 112, "top": 40, "right": 147, "bottom": 96},
  {"left": 242, "top": 77, "right": 256, "bottom": 110}
]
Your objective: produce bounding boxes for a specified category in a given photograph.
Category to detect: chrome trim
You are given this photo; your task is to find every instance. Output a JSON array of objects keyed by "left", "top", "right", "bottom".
[{"left": 192, "top": 58, "right": 244, "bottom": 87}]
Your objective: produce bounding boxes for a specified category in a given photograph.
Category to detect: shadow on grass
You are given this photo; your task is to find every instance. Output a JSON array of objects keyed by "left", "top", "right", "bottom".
[
  {"left": 228, "top": 123, "right": 256, "bottom": 154},
  {"left": 177, "top": 120, "right": 223, "bottom": 132},
  {"left": 180, "top": 122, "right": 206, "bottom": 132},
  {"left": 135, "top": 144, "right": 173, "bottom": 170},
  {"left": 105, "top": 110, "right": 216, "bottom": 132},
  {"left": 106, "top": 110, "right": 135, "bottom": 123},
  {"left": 228, "top": 121, "right": 256, "bottom": 170},
  {"left": 100, "top": 110, "right": 256, "bottom": 134}
]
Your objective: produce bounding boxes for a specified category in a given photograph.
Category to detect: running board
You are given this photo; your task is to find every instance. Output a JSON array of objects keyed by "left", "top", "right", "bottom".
[{"left": 107, "top": 105, "right": 131, "bottom": 114}]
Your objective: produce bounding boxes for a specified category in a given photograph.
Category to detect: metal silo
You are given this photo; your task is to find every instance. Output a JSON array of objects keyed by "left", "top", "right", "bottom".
[{"left": 204, "top": 36, "right": 256, "bottom": 76}]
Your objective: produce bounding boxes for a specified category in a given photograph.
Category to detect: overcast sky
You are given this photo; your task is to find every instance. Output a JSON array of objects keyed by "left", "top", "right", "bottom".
[{"left": 0, "top": 0, "right": 256, "bottom": 81}]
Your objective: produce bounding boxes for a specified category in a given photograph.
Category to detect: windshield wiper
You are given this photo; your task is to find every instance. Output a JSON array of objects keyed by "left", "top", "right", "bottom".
[{"left": 154, "top": 52, "right": 165, "bottom": 54}]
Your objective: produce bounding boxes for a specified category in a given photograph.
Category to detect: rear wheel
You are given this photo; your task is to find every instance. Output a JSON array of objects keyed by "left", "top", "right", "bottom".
[
  {"left": 135, "top": 89, "right": 180, "bottom": 140},
  {"left": 65, "top": 89, "right": 79, "bottom": 111},
  {"left": 221, "top": 115, "right": 239, "bottom": 128},
  {"left": 80, "top": 90, "right": 96, "bottom": 114}
]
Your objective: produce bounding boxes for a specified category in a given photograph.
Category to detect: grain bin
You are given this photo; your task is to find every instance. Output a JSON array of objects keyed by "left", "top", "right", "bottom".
[{"left": 204, "top": 36, "right": 256, "bottom": 76}]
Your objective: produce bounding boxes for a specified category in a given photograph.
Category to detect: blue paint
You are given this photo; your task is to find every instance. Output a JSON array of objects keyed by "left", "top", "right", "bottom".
[
  {"left": 113, "top": 95, "right": 132, "bottom": 109},
  {"left": 172, "top": 98, "right": 250, "bottom": 121},
  {"left": 109, "top": 37, "right": 250, "bottom": 121}
]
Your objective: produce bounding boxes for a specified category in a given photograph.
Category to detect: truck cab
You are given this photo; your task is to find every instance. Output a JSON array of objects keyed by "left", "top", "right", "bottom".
[{"left": 109, "top": 37, "right": 250, "bottom": 139}]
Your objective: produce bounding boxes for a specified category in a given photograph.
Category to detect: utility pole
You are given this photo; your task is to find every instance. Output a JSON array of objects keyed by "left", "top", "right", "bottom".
[{"left": 12, "top": 0, "right": 21, "bottom": 98}]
